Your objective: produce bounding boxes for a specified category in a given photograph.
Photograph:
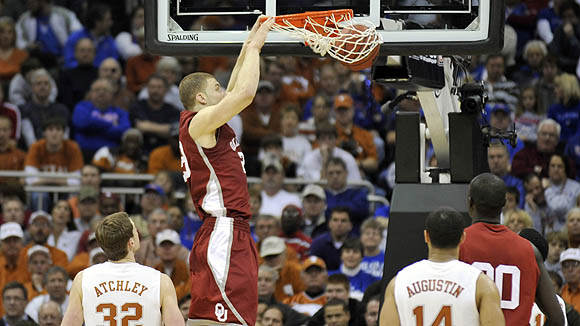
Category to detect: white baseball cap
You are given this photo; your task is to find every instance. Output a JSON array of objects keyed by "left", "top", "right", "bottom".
[
  {"left": 29, "top": 210, "right": 52, "bottom": 224},
  {"left": 301, "top": 184, "right": 326, "bottom": 200},
  {"left": 561, "top": 248, "right": 580, "bottom": 263},
  {"left": 156, "top": 229, "right": 181, "bottom": 246},
  {"left": 260, "top": 236, "right": 286, "bottom": 258},
  {"left": 0, "top": 222, "right": 23, "bottom": 240},
  {"left": 27, "top": 245, "right": 51, "bottom": 259}
]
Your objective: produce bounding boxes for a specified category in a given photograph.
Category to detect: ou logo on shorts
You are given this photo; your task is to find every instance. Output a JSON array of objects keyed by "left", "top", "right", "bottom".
[{"left": 215, "top": 303, "right": 228, "bottom": 322}]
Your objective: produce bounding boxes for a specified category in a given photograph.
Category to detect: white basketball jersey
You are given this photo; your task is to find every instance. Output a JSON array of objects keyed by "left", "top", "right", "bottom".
[
  {"left": 82, "top": 261, "right": 162, "bottom": 326},
  {"left": 394, "top": 259, "right": 481, "bottom": 326},
  {"left": 529, "top": 295, "right": 567, "bottom": 326}
]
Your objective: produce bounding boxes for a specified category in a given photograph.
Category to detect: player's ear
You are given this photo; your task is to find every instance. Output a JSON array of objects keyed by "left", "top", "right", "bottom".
[
  {"left": 423, "top": 230, "right": 429, "bottom": 244},
  {"left": 196, "top": 92, "right": 207, "bottom": 105},
  {"left": 459, "top": 231, "right": 466, "bottom": 245}
]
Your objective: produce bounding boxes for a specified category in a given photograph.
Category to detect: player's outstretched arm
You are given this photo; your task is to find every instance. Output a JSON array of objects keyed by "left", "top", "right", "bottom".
[
  {"left": 379, "top": 277, "right": 400, "bottom": 326},
  {"left": 188, "top": 17, "right": 275, "bottom": 141},
  {"left": 475, "top": 272, "right": 505, "bottom": 326},
  {"left": 160, "top": 273, "right": 186, "bottom": 326},
  {"left": 227, "top": 16, "right": 266, "bottom": 92},
  {"left": 61, "top": 271, "right": 84, "bottom": 326},
  {"left": 534, "top": 246, "right": 566, "bottom": 326}
]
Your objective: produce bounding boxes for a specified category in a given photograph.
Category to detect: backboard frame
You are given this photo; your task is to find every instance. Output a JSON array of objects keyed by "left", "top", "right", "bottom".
[{"left": 145, "top": 0, "right": 505, "bottom": 56}]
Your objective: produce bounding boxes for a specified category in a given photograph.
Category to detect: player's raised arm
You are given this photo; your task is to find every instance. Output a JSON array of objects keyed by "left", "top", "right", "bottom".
[
  {"left": 379, "top": 277, "right": 401, "bottom": 326},
  {"left": 475, "top": 272, "right": 505, "bottom": 326},
  {"left": 61, "top": 271, "right": 84, "bottom": 326},
  {"left": 534, "top": 246, "right": 566, "bottom": 326},
  {"left": 185, "top": 17, "right": 274, "bottom": 141},
  {"left": 226, "top": 17, "right": 265, "bottom": 93},
  {"left": 160, "top": 273, "right": 186, "bottom": 326}
]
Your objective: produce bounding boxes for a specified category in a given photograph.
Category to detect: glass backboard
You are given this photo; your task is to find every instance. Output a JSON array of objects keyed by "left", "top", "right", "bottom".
[{"left": 145, "top": 0, "right": 504, "bottom": 56}]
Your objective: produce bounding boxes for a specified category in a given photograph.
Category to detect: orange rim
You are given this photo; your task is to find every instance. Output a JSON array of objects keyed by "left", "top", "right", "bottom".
[{"left": 260, "top": 9, "right": 353, "bottom": 28}]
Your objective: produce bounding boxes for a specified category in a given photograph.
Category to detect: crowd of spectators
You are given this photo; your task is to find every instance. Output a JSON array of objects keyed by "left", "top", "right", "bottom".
[{"left": 5, "top": 0, "right": 580, "bottom": 324}]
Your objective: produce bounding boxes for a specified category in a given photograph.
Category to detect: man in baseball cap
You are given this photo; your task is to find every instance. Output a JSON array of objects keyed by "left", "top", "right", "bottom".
[
  {"left": 561, "top": 248, "right": 580, "bottom": 310},
  {"left": 154, "top": 229, "right": 189, "bottom": 296},
  {"left": 282, "top": 256, "right": 328, "bottom": 316},
  {"left": 301, "top": 184, "right": 327, "bottom": 239},
  {"left": 0, "top": 222, "right": 24, "bottom": 284},
  {"left": 260, "top": 236, "right": 305, "bottom": 302}
]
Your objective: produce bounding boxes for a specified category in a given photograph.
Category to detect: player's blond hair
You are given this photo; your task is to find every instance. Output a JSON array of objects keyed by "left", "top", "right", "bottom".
[
  {"left": 179, "top": 72, "right": 214, "bottom": 109},
  {"left": 96, "top": 212, "right": 133, "bottom": 261}
]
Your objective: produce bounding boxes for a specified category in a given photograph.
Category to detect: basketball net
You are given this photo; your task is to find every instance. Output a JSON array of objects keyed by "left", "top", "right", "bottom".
[{"left": 269, "top": 10, "right": 383, "bottom": 65}]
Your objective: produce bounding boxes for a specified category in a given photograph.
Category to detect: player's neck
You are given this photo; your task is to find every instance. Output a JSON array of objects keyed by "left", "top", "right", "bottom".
[
  {"left": 428, "top": 248, "right": 459, "bottom": 263},
  {"left": 472, "top": 217, "right": 500, "bottom": 225},
  {"left": 111, "top": 252, "right": 137, "bottom": 264}
]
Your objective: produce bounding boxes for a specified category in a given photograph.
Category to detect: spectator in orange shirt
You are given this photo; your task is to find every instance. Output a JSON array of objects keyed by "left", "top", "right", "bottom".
[
  {"left": 0, "top": 115, "right": 25, "bottom": 183},
  {"left": 333, "top": 94, "right": 378, "bottom": 175},
  {"left": 148, "top": 123, "right": 180, "bottom": 175},
  {"left": 25, "top": 117, "right": 83, "bottom": 210},
  {"left": 282, "top": 256, "right": 328, "bottom": 316},
  {"left": 0, "top": 17, "right": 28, "bottom": 85},
  {"left": 23, "top": 245, "right": 52, "bottom": 301},
  {"left": 0, "top": 223, "right": 25, "bottom": 291},
  {"left": 17, "top": 211, "right": 69, "bottom": 284},
  {"left": 260, "top": 236, "right": 305, "bottom": 302},
  {"left": 153, "top": 229, "right": 189, "bottom": 299}
]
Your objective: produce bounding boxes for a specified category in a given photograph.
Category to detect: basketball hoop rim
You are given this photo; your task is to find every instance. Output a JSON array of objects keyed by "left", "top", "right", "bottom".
[{"left": 260, "top": 9, "right": 354, "bottom": 30}]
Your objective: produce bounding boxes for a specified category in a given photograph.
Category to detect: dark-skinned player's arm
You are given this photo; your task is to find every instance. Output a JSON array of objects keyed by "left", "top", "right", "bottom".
[
  {"left": 188, "top": 17, "right": 274, "bottom": 141},
  {"left": 475, "top": 272, "right": 505, "bottom": 326},
  {"left": 533, "top": 245, "right": 566, "bottom": 326},
  {"left": 379, "top": 276, "right": 401, "bottom": 326}
]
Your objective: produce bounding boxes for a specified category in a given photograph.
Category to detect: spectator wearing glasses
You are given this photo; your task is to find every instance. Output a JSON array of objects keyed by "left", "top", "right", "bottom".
[
  {"left": 560, "top": 248, "right": 580, "bottom": 311},
  {"left": 1, "top": 281, "right": 35, "bottom": 326},
  {"left": 512, "top": 119, "right": 576, "bottom": 179}
]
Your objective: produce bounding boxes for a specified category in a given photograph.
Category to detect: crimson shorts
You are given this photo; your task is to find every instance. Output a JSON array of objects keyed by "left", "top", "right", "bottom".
[{"left": 188, "top": 217, "right": 258, "bottom": 326}]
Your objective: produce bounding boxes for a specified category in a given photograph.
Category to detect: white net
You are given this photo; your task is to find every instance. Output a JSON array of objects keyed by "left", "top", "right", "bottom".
[{"left": 270, "top": 11, "right": 383, "bottom": 65}]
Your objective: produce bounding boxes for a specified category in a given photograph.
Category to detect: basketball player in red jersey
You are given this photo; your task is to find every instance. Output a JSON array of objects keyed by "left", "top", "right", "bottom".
[
  {"left": 177, "top": 16, "right": 274, "bottom": 326},
  {"left": 459, "top": 173, "right": 565, "bottom": 326}
]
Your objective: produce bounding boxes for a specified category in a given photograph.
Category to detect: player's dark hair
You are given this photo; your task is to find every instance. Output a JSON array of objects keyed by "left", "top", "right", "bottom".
[
  {"left": 96, "top": 212, "right": 134, "bottom": 261},
  {"left": 327, "top": 273, "right": 350, "bottom": 291},
  {"left": 85, "top": 2, "right": 111, "bottom": 30},
  {"left": 506, "top": 186, "right": 520, "bottom": 204},
  {"left": 330, "top": 206, "right": 351, "bottom": 221},
  {"left": 425, "top": 208, "right": 465, "bottom": 249},
  {"left": 341, "top": 238, "right": 363, "bottom": 256},
  {"left": 469, "top": 173, "right": 506, "bottom": 220},
  {"left": 324, "top": 298, "right": 349, "bottom": 314},
  {"left": 519, "top": 228, "right": 549, "bottom": 261},
  {"left": 2, "top": 281, "right": 27, "bottom": 299}
]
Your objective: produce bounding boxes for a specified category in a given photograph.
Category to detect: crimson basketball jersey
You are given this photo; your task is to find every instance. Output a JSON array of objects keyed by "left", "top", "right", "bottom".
[
  {"left": 179, "top": 110, "right": 251, "bottom": 219},
  {"left": 459, "top": 222, "right": 539, "bottom": 326}
]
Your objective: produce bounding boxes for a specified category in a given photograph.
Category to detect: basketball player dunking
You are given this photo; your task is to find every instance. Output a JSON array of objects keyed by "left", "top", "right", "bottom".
[
  {"left": 61, "top": 212, "right": 184, "bottom": 326},
  {"left": 381, "top": 208, "right": 505, "bottom": 326},
  {"left": 177, "top": 16, "right": 274, "bottom": 326}
]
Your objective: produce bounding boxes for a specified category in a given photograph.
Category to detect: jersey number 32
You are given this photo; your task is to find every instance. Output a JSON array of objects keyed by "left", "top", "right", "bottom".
[{"left": 97, "top": 303, "right": 142, "bottom": 326}]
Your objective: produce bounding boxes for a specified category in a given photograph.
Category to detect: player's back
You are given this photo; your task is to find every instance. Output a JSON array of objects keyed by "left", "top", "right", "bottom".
[
  {"left": 81, "top": 261, "right": 162, "bottom": 326},
  {"left": 394, "top": 259, "right": 481, "bottom": 325},
  {"left": 179, "top": 110, "right": 251, "bottom": 219},
  {"left": 459, "top": 222, "right": 539, "bottom": 326}
]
